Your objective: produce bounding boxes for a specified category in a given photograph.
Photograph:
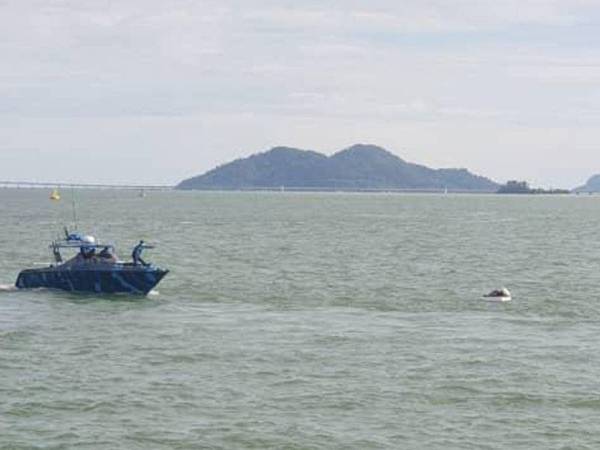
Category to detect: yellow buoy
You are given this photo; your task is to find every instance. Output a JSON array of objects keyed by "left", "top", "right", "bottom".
[{"left": 50, "top": 189, "right": 61, "bottom": 201}]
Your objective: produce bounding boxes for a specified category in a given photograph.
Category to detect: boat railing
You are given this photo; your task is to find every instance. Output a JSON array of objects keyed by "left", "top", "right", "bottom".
[{"left": 50, "top": 241, "right": 116, "bottom": 250}]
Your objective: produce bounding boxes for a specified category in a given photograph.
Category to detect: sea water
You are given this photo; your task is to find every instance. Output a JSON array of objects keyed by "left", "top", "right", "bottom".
[{"left": 1, "top": 189, "right": 600, "bottom": 449}]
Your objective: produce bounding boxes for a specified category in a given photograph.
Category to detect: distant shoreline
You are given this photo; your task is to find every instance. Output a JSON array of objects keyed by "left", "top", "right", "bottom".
[
  {"left": 0, "top": 181, "right": 173, "bottom": 191},
  {"left": 0, "top": 184, "right": 585, "bottom": 195}
]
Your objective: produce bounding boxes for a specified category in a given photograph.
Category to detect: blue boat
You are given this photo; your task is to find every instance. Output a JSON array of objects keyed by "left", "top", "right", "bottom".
[{"left": 16, "top": 230, "right": 169, "bottom": 295}]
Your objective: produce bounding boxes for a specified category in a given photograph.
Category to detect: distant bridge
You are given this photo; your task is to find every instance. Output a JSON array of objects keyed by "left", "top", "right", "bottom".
[
  {"left": 0, "top": 181, "right": 501, "bottom": 194},
  {"left": 0, "top": 181, "right": 174, "bottom": 191}
]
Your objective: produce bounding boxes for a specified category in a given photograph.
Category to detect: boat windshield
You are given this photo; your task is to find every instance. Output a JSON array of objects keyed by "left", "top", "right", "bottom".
[{"left": 51, "top": 241, "right": 117, "bottom": 263}]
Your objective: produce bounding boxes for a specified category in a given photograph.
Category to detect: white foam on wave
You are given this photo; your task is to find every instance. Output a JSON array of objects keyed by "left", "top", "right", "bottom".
[
  {"left": 148, "top": 289, "right": 160, "bottom": 297},
  {"left": 0, "top": 284, "right": 18, "bottom": 292},
  {"left": 482, "top": 296, "right": 512, "bottom": 303}
]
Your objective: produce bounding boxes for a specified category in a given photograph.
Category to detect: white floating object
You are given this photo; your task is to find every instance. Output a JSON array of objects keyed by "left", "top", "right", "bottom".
[
  {"left": 0, "top": 284, "right": 18, "bottom": 292},
  {"left": 483, "top": 287, "right": 512, "bottom": 302}
]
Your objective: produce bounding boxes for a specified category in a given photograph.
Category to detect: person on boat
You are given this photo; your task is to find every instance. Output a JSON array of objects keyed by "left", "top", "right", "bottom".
[
  {"left": 99, "top": 246, "right": 112, "bottom": 259},
  {"left": 52, "top": 244, "right": 63, "bottom": 263},
  {"left": 132, "top": 240, "right": 147, "bottom": 266},
  {"left": 80, "top": 245, "right": 95, "bottom": 260}
]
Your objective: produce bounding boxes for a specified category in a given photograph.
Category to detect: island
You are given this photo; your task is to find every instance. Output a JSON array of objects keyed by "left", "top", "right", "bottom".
[
  {"left": 573, "top": 175, "right": 600, "bottom": 193},
  {"left": 177, "top": 144, "right": 499, "bottom": 192}
]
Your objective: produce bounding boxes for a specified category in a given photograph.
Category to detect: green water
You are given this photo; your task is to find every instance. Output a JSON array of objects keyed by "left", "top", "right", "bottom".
[{"left": 1, "top": 190, "right": 600, "bottom": 449}]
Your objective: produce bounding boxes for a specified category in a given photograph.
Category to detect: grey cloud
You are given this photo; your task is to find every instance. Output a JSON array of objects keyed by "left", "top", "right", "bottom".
[{"left": 1, "top": 0, "right": 600, "bottom": 187}]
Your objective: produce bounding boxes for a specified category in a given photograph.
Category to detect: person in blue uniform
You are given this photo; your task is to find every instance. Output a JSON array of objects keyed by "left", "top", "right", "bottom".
[
  {"left": 132, "top": 240, "right": 147, "bottom": 266},
  {"left": 80, "top": 245, "right": 95, "bottom": 259},
  {"left": 99, "top": 246, "right": 117, "bottom": 262}
]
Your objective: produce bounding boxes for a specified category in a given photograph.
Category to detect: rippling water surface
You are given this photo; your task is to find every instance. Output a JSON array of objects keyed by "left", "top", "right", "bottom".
[{"left": 1, "top": 190, "right": 600, "bottom": 449}]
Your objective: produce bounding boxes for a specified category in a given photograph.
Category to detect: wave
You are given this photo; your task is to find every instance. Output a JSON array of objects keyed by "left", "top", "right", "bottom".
[{"left": 0, "top": 284, "right": 17, "bottom": 292}]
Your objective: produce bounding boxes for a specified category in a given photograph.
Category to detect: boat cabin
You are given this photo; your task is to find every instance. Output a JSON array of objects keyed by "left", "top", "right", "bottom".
[{"left": 50, "top": 240, "right": 118, "bottom": 265}]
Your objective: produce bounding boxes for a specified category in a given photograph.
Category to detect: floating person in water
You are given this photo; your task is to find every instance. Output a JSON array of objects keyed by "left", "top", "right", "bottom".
[{"left": 132, "top": 240, "right": 147, "bottom": 266}]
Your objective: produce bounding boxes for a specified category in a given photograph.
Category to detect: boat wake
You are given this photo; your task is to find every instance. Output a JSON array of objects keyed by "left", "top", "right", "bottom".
[{"left": 0, "top": 284, "right": 18, "bottom": 292}]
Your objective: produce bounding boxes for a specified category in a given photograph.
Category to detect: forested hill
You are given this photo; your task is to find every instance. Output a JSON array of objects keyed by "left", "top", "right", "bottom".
[
  {"left": 573, "top": 175, "right": 600, "bottom": 193},
  {"left": 177, "top": 144, "right": 499, "bottom": 192}
]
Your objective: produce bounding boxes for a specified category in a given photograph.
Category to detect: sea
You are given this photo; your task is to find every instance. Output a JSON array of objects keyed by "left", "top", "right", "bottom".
[{"left": 1, "top": 189, "right": 600, "bottom": 449}]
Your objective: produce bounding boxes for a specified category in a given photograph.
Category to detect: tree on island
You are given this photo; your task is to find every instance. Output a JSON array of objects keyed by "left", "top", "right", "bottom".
[
  {"left": 497, "top": 180, "right": 570, "bottom": 195},
  {"left": 497, "top": 180, "right": 532, "bottom": 194}
]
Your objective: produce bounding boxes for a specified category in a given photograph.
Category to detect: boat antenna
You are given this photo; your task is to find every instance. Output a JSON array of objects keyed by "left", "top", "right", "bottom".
[{"left": 71, "top": 186, "right": 78, "bottom": 230}]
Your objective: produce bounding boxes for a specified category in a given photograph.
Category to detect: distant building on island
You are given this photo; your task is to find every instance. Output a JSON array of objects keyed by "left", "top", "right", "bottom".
[
  {"left": 497, "top": 180, "right": 570, "bottom": 195},
  {"left": 497, "top": 180, "right": 533, "bottom": 194}
]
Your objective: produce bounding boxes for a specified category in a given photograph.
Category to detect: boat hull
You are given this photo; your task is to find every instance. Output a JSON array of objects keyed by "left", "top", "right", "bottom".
[{"left": 16, "top": 265, "right": 168, "bottom": 295}]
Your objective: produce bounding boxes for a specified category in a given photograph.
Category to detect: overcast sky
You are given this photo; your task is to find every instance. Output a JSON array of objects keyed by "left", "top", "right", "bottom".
[{"left": 1, "top": 0, "right": 599, "bottom": 188}]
